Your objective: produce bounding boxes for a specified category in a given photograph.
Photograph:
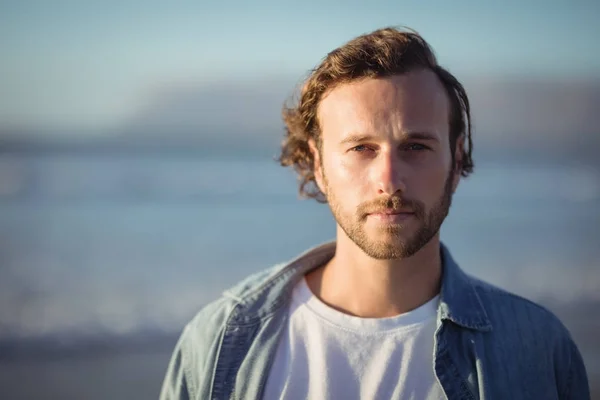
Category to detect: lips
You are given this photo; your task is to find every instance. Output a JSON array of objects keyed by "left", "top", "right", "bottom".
[
  {"left": 370, "top": 209, "right": 413, "bottom": 215},
  {"left": 368, "top": 210, "right": 414, "bottom": 223}
]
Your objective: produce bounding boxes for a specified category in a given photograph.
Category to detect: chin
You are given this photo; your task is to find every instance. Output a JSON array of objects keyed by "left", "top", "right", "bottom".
[
  {"left": 372, "top": 225, "right": 414, "bottom": 240},
  {"left": 361, "top": 244, "right": 412, "bottom": 260},
  {"left": 358, "top": 236, "right": 413, "bottom": 259}
]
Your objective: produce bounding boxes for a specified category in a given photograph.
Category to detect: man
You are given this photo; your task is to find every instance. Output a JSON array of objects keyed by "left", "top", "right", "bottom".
[{"left": 160, "top": 27, "right": 590, "bottom": 399}]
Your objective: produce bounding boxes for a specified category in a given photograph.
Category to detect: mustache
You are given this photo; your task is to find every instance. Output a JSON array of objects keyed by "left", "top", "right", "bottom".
[{"left": 358, "top": 196, "right": 425, "bottom": 217}]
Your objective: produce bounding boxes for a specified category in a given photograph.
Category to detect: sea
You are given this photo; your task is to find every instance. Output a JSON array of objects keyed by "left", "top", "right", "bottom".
[{"left": 0, "top": 150, "right": 598, "bottom": 399}]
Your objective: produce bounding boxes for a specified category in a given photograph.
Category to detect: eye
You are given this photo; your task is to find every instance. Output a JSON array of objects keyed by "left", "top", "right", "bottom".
[
  {"left": 350, "top": 144, "right": 373, "bottom": 152},
  {"left": 404, "top": 143, "right": 429, "bottom": 151}
]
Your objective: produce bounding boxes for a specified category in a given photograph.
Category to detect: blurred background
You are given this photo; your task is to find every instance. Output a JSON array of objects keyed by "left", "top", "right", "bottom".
[{"left": 1, "top": 0, "right": 599, "bottom": 398}]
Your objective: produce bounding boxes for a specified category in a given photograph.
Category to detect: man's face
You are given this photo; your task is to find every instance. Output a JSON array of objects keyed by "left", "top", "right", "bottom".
[{"left": 313, "top": 69, "right": 462, "bottom": 259}]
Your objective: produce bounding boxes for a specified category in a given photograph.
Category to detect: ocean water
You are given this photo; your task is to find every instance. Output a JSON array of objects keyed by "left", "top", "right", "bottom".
[
  {"left": 0, "top": 152, "right": 599, "bottom": 342},
  {"left": 0, "top": 152, "right": 599, "bottom": 399}
]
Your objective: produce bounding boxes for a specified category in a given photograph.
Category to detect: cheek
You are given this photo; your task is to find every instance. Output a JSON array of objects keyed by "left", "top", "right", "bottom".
[
  {"left": 325, "top": 157, "right": 370, "bottom": 201},
  {"left": 407, "top": 162, "right": 450, "bottom": 200},
  {"left": 338, "top": 161, "right": 367, "bottom": 184}
]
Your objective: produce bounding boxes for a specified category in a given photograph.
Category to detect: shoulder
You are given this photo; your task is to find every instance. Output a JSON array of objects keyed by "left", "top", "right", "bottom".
[
  {"left": 165, "top": 263, "right": 287, "bottom": 398},
  {"left": 180, "top": 242, "right": 330, "bottom": 347},
  {"left": 182, "top": 263, "right": 286, "bottom": 340},
  {"left": 222, "top": 262, "right": 289, "bottom": 301},
  {"left": 469, "top": 274, "right": 570, "bottom": 338},
  {"left": 468, "top": 275, "right": 586, "bottom": 374},
  {"left": 469, "top": 275, "right": 590, "bottom": 396},
  {"left": 180, "top": 261, "right": 289, "bottom": 342}
]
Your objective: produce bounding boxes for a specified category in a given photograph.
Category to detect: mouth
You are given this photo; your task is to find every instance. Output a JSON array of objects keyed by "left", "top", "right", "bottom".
[
  {"left": 369, "top": 208, "right": 413, "bottom": 216},
  {"left": 367, "top": 209, "right": 415, "bottom": 223}
]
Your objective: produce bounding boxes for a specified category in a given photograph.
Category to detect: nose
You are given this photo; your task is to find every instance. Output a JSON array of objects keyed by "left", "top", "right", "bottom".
[{"left": 374, "top": 150, "right": 407, "bottom": 196}]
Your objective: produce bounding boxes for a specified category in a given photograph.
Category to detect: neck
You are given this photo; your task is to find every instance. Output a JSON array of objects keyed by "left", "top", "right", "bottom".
[{"left": 305, "top": 229, "right": 442, "bottom": 318}]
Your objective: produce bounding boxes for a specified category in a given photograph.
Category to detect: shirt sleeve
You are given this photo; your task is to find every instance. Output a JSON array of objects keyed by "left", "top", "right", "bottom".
[
  {"left": 561, "top": 335, "right": 590, "bottom": 400},
  {"left": 158, "top": 296, "right": 232, "bottom": 400},
  {"left": 159, "top": 324, "right": 194, "bottom": 400}
]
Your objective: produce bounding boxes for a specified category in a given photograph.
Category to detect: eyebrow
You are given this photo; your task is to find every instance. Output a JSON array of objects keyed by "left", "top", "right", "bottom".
[{"left": 339, "top": 131, "right": 439, "bottom": 146}]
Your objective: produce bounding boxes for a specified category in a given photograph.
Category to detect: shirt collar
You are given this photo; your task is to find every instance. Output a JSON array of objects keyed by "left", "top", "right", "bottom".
[
  {"left": 227, "top": 240, "right": 492, "bottom": 332},
  {"left": 438, "top": 243, "right": 492, "bottom": 332}
]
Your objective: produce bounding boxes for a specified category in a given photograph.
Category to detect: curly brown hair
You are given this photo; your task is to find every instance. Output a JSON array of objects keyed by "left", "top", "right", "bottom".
[{"left": 277, "top": 26, "right": 474, "bottom": 203}]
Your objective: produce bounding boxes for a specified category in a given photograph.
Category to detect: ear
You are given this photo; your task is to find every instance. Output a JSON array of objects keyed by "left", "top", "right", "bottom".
[
  {"left": 308, "top": 138, "right": 325, "bottom": 194},
  {"left": 451, "top": 134, "right": 465, "bottom": 193}
]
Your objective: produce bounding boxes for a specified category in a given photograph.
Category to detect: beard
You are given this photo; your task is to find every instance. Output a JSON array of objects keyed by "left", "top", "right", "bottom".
[{"left": 323, "top": 167, "right": 455, "bottom": 260}]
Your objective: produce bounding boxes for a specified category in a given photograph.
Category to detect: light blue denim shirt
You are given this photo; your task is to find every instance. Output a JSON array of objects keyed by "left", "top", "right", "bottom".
[{"left": 160, "top": 242, "right": 590, "bottom": 400}]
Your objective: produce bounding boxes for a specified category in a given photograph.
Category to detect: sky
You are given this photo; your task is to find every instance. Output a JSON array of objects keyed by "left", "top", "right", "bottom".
[{"left": 1, "top": 0, "right": 599, "bottom": 131}]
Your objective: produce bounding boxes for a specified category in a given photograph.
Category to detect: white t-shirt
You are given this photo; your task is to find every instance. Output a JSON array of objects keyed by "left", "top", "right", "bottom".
[{"left": 263, "top": 277, "right": 445, "bottom": 400}]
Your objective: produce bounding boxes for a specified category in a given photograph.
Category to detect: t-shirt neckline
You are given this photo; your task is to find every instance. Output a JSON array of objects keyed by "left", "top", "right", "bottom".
[{"left": 294, "top": 276, "right": 439, "bottom": 334}]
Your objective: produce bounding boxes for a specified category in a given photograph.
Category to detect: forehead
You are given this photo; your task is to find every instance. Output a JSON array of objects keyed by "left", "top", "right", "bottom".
[{"left": 317, "top": 69, "right": 450, "bottom": 139}]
